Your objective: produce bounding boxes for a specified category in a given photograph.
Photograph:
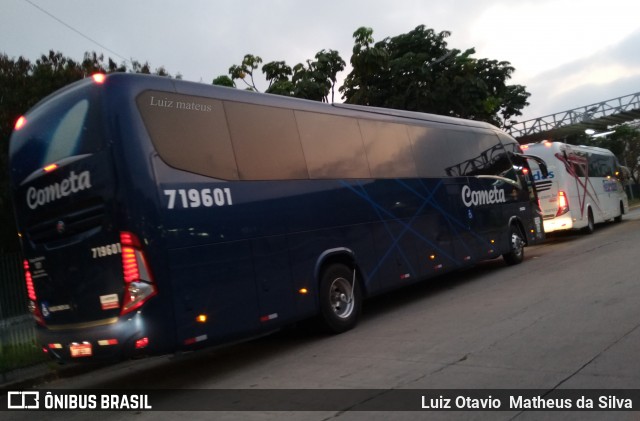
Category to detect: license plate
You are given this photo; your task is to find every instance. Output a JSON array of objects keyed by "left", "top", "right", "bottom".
[{"left": 70, "top": 343, "right": 92, "bottom": 358}]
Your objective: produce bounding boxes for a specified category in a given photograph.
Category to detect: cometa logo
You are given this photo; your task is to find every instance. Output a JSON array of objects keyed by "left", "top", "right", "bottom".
[
  {"left": 26, "top": 171, "right": 92, "bottom": 210},
  {"left": 461, "top": 185, "right": 506, "bottom": 207}
]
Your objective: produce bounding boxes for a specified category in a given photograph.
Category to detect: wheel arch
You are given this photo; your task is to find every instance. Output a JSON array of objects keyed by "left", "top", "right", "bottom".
[
  {"left": 314, "top": 248, "right": 368, "bottom": 297},
  {"left": 507, "top": 216, "right": 527, "bottom": 246}
]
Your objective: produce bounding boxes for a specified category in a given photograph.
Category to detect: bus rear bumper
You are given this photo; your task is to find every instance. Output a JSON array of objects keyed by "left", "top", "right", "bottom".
[
  {"left": 36, "top": 312, "right": 155, "bottom": 363},
  {"left": 543, "top": 215, "right": 574, "bottom": 233}
]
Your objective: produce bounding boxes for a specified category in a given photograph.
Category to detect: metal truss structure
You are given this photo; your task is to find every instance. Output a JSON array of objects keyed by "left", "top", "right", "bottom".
[{"left": 507, "top": 91, "right": 640, "bottom": 143}]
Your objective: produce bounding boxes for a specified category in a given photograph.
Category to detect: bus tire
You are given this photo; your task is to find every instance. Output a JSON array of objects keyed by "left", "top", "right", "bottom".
[
  {"left": 318, "top": 263, "right": 361, "bottom": 334},
  {"left": 503, "top": 224, "right": 525, "bottom": 266},
  {"left": 584, "top": 208, "right": 595, "bottom": 234},
  {"left": 614, "top": 202, "right": 624, "bottom": 223}
]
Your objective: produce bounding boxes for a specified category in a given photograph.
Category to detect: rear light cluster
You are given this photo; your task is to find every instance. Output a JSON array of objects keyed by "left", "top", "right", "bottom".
[
  {"left": 22, "top": 260, "right": 44, "bottom": 325},
  {"left": 120, "top": 232, "right": 157, "bottom": 315},
  {"left": 23, "top": 260, "right": 36, "bottom": 301},
  {"left": 556, "top": 191, "right": 570, "bottom": 216}
]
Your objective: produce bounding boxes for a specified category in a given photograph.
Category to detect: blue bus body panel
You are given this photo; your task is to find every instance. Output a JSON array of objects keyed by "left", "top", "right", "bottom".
[
  {"left": 9, "top": 73, "right": 544, "bottom": 361},
  {"left": 151, "top": 155, "right": 525, "bottom": 341}
]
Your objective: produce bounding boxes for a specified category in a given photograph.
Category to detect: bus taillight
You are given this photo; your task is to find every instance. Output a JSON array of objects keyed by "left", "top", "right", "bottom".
[
  {"left": 556, "top": 191, "right": 569, "bottom": 216},
  {"left": 23, "top": 259, "right": 36, "bottom": 301},
  {"left": 23, "top": 260, "right": 45, "bottom": 325},
  {"left": 120, "top": 232, "right": 157, "bottom": 315}
]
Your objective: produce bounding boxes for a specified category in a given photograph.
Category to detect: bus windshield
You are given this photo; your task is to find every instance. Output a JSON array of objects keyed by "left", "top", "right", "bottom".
[{"left": 10, "top": 81, "right": 105, "bottom": 184}]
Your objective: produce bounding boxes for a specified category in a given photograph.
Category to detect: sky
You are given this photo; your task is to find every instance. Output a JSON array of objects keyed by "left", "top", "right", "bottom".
[{"left": 2, "top": 0, "right": 640, "bottom": 122}]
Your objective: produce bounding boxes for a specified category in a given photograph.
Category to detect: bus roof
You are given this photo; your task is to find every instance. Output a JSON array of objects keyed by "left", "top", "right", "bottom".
[
  {"left": 522, "top": 141, "right": 616, "bottom": 156},
  {"left": 103, "top": 73, "right": 504, "bottom": 134}
]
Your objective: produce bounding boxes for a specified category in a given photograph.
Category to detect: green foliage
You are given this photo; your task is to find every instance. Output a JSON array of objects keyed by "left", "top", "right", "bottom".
[
  {"left": 340, "top": 25, "right": 530, "bottom": 127},
  {"left": 0, "top": 50, "right": 173, "bottom": 252},
  {"left": 0, "top": 340, "right": 47, "bottom": 373},
  {"left": 228, "top": 54, "right": 263, "bottom": 91},
  {"left": 217, "top": 25, "right": 526, "bottom": 121},
  {"left": 263, "top": 61, "right": 292, "bottom": 85},
  {"left": 220, "top": 50, "right": 345, "bottom": 103},
  {"left": 263, "top": 60, "right": 294, "bottom": 96},
  {"left": 313, "top": 49, "right": 346, "bottom": 103},
  {"left": 589, "top": 126, "right": 640, "bottom": 183},
  {"left": 212, "top": 75, "right": 235, "bottom": 87}
]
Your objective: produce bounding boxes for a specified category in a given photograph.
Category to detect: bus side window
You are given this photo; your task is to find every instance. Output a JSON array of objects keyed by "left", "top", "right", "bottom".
[
  {"left": 587, "top": 153, "right": 616, "bottom": 178},
  {"left": 359, "top": 120, "right": 417, "bottom": 178},
  {"left": 573, "top": 161, "right": 586, "bottom": 177},
  {"left": 136, "top": 91, "right": 239, "bottom": 180},
  {"left": 295, "top": 111, "right": 371, "bottom": 179},
  {"left": 438, "top": 129, "right": 517, "bottom": 184},
  {"left": 406, "top": 125, "right": 451, "bottom": 177},
  {"left": 225, "top": 102, "right": 308, "bottom": 180}
]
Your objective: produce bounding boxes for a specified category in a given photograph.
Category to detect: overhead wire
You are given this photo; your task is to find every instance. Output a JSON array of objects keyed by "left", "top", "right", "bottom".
[{"left": 22, "top": 0, "right": 130, "bottom": 64}]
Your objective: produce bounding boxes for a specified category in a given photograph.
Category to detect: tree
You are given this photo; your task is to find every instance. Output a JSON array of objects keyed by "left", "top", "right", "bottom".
[
  {"left": 612, "top": 125, "right": 640, "bottom": 185},
  {"left": 228, "top": 54, "right": 263, "bottom": 91},
  {"left": 340, "top": 25, "right": 530, "bottom": 127},
  {"left": 217, "top": 50, "right": 345, "bottom": 103},
  {"left": 263, "top": 61, "right": 292, "bottom": 86},
  {"left": 592, "top": 125, "right": 640, "bottom": 184},
  {"left": 312, "top": 50, "right": 345, "bottom": 103},
  {"left": 0, "top": 50, "right": 173, "bottom": 252},
  {"left": 263, "top": 60, "right": 294, "bottom": 96},
  {"left": 340, "top": 27, "right": 389, "bottom": 106},
  {"left": 212, "top": 75, "right": 235, "bottom": 87},
  {"left": 290, "top": 60, "right": 326, "bottom": 101},
  {"left": 565, "top": 124, "right": 640, "bottom": 185}
]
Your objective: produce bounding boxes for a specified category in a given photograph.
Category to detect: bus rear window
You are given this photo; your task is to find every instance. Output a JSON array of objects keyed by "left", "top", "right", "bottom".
[{"left": 10, "top": 83, "right": 105, "bottom": 183}]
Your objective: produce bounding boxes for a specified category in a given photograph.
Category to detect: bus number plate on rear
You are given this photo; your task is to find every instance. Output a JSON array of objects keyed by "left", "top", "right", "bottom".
[
  {"left": 70, "top": 343, "right": 92, "bottom": 358},
  {"left": 92, "top": 243, "right": 122, "bottom": 259},
  {"left": 164, "top": 188, "right": 233, "bottom": 210}
]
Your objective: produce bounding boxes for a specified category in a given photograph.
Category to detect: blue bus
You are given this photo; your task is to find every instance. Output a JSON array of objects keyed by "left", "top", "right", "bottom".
[{"left": 9, "top": 73, "right": 546, "bottom": 362}]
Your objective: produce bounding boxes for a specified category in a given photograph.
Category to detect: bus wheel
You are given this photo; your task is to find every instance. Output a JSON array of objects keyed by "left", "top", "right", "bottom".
[
  {"left": 614, "top": 202, "right": 624, "bottom": 223},
  {"left": 503, "top": 224, "right": 524, "bottom": 265},
  {"left": 318, "top": 263, "right": 361, "bottom": 333},
  {"left": 584, "top": 209, "right": 595, "bottom": 234}
]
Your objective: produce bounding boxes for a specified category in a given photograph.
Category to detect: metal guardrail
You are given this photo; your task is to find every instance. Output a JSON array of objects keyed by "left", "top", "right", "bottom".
[
  {"left": 0, "top": 253, "right": 47, "bottom": 381},
  {"left": 0, "top": 253, "right": 27, "bottom": 318}
]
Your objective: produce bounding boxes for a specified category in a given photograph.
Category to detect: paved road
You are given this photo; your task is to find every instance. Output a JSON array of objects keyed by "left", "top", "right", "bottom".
[{"left": 4, "top": 208, "right": 640, "bottom": 420}]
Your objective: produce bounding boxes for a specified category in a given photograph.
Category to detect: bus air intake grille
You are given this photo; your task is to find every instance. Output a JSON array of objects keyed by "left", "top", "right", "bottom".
[{"left": 534, "top": 180, "right": 552, "bottom": 192}]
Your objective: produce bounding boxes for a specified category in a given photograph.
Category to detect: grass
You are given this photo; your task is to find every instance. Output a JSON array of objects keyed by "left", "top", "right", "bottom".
[{"left": 0, "top": 340, "right": 47, "bottom": 373}]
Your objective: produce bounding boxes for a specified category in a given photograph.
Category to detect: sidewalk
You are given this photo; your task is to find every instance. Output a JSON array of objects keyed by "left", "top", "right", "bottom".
[{"left": 1, "top": 359, "right": 100, "bottom": 390}]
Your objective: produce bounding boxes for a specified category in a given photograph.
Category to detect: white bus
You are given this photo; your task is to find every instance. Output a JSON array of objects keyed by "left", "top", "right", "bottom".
[{"left": 522, "top": 141, "right": 628, "bottom": 234}]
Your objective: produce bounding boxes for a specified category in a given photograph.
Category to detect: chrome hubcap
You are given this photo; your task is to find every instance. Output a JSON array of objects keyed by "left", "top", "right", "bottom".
[{"left": 329, "top": 277, "right": 354, "bottom": 319}]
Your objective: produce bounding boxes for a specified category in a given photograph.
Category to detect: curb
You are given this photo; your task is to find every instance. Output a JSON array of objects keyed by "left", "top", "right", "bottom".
[{"left": 1, "top": 361, "right": 106, "bottom": 390}]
